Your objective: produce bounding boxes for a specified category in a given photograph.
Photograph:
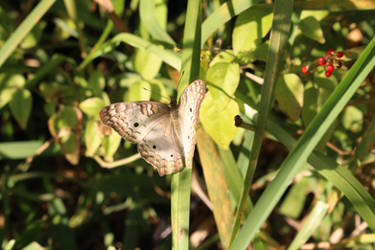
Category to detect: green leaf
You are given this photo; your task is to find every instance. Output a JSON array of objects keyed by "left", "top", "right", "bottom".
[
  {"left": 0, "top": 73, "right": 26, "bottom": 109},
  {"left": 88, "top": 70, "right": 105, "bottom": 96},
  {"left": 101, "top": 130, "right": 122, "bottom": 162},
  {"left": 302, "top": 82, "right": 319, "bottom": 126},
  {"left": 79, "top": 97, "right": 105, "bottom": 117},
  {"left": 149, "top": 79, "right": 170, "bottom": 103},
  {"left": 0, "top": 88, "right": 16, "bottom": 110},
  {"left": 232, "top": 5, "right": 273, "bottom": 54},
  {"left": 202, "top": 0, "right": 262, "bottom": 48},
  {"left": 274, "top": 73, "right": 304, "bottom": 121},
  {"left": 356, "top": 114, "right": 375, "bottom": 160},
  {"left": 0, "top": 141, "right": 43, "bottom": 159},
  {"left": 84, "top": 120, "right": 101, "bottom": 157},
  {"left": 207, "top": 62, "right": 240, "bottom": 97},
  {"left": 48, "top": 106, "right": 80, "bottom": 164},
  {"left": 200, "top": 93, "right": 239, "bottom": 149},
  {"left": 279, "top": 178, "right": 309, "bottom": 218},
  {"left": 139, "top": 0, "right": 175, "bottom": 46},
  {"left": 112, "top": 0, "right": 125, "bottom": 15},
  {"left": 342, "top": 105, "right": 363, "bottom": 133},
  {"left": 300, "top": 10, "right": 329, "bottom": 21},
  {"left": 210, "top": 50, "right": 236, "bottom": 66},
  {"left": 124, "top": 80, "right": 151, "bottom": 101},
  {"left": 21, "top": 242, "right": 44, "bottom": 250},
  {"left": 299, "top": 16, "right": 325, "bottom": 44},
  {"left": 9, "top": 89, "right": 32, "bottom": 129},
  {"left": 201, "top": 62, "right": 240, "bottom": 148},
  {"left": 134, "top": 48, "right": 162, "bottom": 80},
  {"left": 20, "top": 21, "right": 46, "bottom": 49}
]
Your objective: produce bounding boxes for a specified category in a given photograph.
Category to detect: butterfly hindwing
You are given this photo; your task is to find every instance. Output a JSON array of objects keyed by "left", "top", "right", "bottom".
[{"left": 138, "top": 113, "right": 185, "bottom": 176}]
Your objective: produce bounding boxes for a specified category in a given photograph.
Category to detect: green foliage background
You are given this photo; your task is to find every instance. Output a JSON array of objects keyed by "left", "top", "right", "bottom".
[{"left": 1, "top": 0, "right": 375, "bottom": 249}]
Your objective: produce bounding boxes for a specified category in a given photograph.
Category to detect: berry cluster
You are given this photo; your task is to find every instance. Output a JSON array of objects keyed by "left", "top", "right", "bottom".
[{"left": 301, "top": 49, "right": 344, "bottom": 77}]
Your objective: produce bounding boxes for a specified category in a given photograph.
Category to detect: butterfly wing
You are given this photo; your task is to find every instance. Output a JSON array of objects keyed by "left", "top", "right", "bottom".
[
  {"left": 138, "top": 114, "right": 185, "bottom": 176},
  {"left": 100, "top": 101, "right": 170, "bottom": 143},
  {"left": 177, "top": 80, "right": 206, "bottom": 169},
  {"left": 100, "top": 101, "right": 184, "bottom": 176}
]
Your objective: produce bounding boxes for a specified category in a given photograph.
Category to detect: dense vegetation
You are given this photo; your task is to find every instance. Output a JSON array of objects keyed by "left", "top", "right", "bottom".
[{"left": 0, "top": 0, "right": 375, "bottom": 249}]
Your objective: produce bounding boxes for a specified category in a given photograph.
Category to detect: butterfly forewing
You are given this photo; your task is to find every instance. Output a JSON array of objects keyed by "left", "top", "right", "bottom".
[
  {"left": 100, "top": 102, "right": 169, "bottom": 143},
  {"left": 178, "top": 80, "right": 206, "bottom": 169}
]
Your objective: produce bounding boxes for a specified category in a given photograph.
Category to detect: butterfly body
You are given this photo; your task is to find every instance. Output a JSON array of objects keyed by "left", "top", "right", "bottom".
[{"left": 100, "top": 80, "right": 206, "bottom": 176}]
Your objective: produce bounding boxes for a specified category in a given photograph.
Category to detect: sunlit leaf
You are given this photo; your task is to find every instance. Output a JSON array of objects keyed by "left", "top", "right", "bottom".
[
  {"left": 101, "top": 130, "right": 122, "bottom": 162},
  {"left": 124, "top": 80, "right": 151, "bottom": 101},
  {"left": 275, "top": 73, "right": 304, "bottom": 121},
  {"left": 342, "top": 105, "right": 363, "bottom": 133},
  {"left": 233, "top": 5, "right": 273, "bottom": 54},
  {"left": 80, "top": 97, "right": 105, "bottom": 117},
  {"left": 200, "top": 92, "right": 239, "bottom": 149},
  {"left": 299, "top": 16, "right": 325, "bottom": 44},
  {"left": 84, "top": 120, "right": 102, "bottom": 156},
  {"left": 48, "top": 106, "right": 80, "bottom": 164}
]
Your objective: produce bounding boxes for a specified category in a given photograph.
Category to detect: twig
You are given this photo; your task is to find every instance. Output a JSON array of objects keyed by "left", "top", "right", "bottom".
[{"left": 94, "top": 153, "right": 141, "bottom": 168}]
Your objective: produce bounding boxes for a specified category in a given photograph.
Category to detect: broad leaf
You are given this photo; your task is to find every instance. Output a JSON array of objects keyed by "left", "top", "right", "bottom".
[
  {"left": 84, "top": 120, "right": 102, "bottom": 157},
  {"left": 275, "top": 73, "right": 304, "bottom": 121},
  {"left": 299, "top": 16, "right": 325, "bottom": 44},
  {"left": 48, "top": 106, "right": 81, "bottom": 164},
  {"left": 9, "top": 89, "right": 32, "bottom": 129},
  {"left": 80, "top": 97, "right": 105, "bottom": 117},
  {"left": 124, "top": 80, "right": 151, "bottom": 101},
  {"left": 233, "top": 5, "right": 273, "bottom": 54}
]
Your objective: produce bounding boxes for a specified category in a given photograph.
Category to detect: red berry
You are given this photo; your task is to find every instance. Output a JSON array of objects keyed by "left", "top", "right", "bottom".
[
  {"left": 318, "top": 57, "right": 327, "bottom": 65},
  {"left": 325, "top": 71, "right": 332, "bottom": 77},
  {"left": 327, "top": 49, "right": 335, "bottom": 56},
  {"left": 301, "top": 65, "right": 309, "bottom": 74},
  {"left": 337, "top": 61, "right": 343, "bottom": 68},
  {"left": 326, "top": 64, "right": 334, "bottom": 72},
  {"left": 337, "top": 51, "right": 344, "bottom": 58}
]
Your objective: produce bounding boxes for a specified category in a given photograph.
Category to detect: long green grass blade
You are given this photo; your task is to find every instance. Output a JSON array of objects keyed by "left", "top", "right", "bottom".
[
  {"left": 269, "top": 116, "right": 375, "bottom": 229},
  {"left": 79, "top": 33, "right": 180, "bottom": 70},
  {"left": 288, "top": 201, "right": 329, "bottom": 250},
  {"left": 230, "top": 0, "right": 294, "bottom": 244},
  {"left": 139, "top": 0, "right": 176, "bottom": 47},
  {"left": 171, "top": 0, "right": 202, "bottom": 249},
  {"left": 236, "top": 96, "right": 375, "bottom": 231},
  {"left": 0, "top": 0, "right": 56, "bottom": 67},
  {"left": 230, "top": 36, "right": 375, "bottom": 250}
]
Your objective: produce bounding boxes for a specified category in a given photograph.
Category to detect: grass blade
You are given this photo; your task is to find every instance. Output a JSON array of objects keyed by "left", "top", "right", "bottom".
[
  {"left": 230, "top": 0, "right": 294, "bottom": 243},
  {"left": 0, "top": 0, "right": 56, "bottom": 67},
  {"left": 139, "top": 0, "right": 176, "bottom": 47},
  {"left": 171, "top": 0, "right": 202, "bottom": 249},
  {"left": 79, "top": 33, "right": 180, "bottom": 70},
  {"left": 230, "top": 36, "right": 375, "bottom": 249},
  {"left": 288, "top": 201, "right": 329, "bottom": 250}
]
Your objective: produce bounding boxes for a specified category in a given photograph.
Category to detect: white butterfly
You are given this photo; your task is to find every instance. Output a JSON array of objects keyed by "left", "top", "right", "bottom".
[{"left": 99, "top": 80, "right": 206, "bottom": 176}]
